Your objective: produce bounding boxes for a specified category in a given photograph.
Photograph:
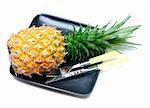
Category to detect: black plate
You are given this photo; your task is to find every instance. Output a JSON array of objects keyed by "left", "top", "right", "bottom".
[{"left": 10, "top": 14, "right": 99, "bottom": 97}]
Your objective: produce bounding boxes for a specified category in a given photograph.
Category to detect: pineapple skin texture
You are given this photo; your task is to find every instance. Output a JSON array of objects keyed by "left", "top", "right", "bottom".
[{"left": 8, "top": 26, "right": 65, "bottom": 76}]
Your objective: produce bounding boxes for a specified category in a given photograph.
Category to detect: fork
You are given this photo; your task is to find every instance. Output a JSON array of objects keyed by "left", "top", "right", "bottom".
[
  {"left": 46, "top": 50, "right": 121, "bottom": 78},
  {"left": 45, "top": 55, "right": 128, "bottom": 84}
]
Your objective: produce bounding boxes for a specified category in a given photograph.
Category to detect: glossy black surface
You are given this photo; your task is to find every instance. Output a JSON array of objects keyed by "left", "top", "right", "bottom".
[{"left": 10, "top": 14, "right": 99, "bottom": 97}]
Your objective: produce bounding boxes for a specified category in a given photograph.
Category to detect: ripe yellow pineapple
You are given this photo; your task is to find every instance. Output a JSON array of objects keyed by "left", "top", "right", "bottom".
[
  {"left": 8, "top": 16, "right": 140, "bottom": 77},
  {"left": 8, "top": 26, "right": 65, "bottom": 76}
]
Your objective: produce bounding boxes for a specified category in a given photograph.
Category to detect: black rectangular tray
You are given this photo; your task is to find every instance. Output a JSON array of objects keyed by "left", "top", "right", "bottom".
[{"left": 10, "top": 14, "right": 99, "bottom": 97}]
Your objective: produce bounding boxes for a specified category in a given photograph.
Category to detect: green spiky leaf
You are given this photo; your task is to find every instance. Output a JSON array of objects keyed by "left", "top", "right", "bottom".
[{"left": 64, "top": 16, "right": 141, "bottom": 62}]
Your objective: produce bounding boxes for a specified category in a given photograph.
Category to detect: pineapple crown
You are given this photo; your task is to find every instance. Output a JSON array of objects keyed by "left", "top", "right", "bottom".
[{"left": 65, "top": 16, "right": 141, "bottom": 62}]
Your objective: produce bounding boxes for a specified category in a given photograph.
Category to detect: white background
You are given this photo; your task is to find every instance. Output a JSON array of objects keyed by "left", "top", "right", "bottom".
[{"left": 0, "top": 0, "right": 149, "bottom": 108}]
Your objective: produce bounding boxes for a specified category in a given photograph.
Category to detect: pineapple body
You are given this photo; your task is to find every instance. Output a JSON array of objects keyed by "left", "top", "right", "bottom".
[{"left": 8, "top": 26, "right": 65, "bottom": 76}]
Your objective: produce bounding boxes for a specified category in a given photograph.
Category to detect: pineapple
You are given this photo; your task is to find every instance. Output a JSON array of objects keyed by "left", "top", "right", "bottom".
[
  {"left": 8, "top": 26, "right": 65, "bottom": 76},
  {"left": 7, "top": 16, "right": 140, "bottom": 76}
]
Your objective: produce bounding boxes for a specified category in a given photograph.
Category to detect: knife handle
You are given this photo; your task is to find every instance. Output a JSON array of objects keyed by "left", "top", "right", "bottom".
[
  {"left": 71, "top": 51, "right": 121, "bottom": 71},
  {"left": 97, "top": 56, "right": 128, "bottom": 70},
  {"left": 89, "top": 51, "right": 121, "bottom": 64}
]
